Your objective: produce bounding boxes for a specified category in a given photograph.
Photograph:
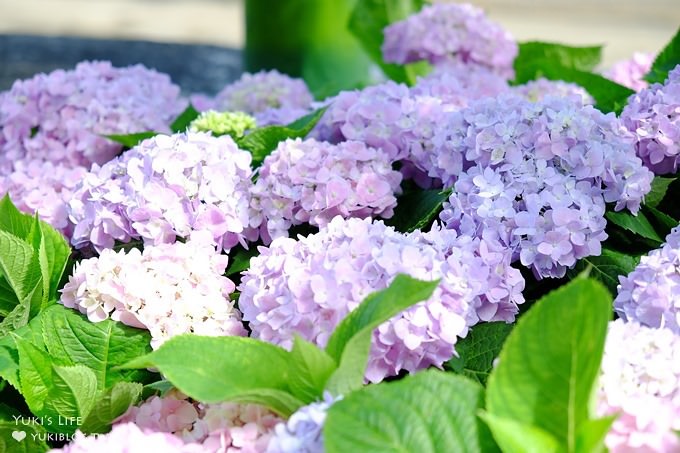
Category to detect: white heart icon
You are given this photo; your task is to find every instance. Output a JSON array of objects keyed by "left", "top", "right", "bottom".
[{"left": 11, "top": 430, "right": 26, "bottom": 442}]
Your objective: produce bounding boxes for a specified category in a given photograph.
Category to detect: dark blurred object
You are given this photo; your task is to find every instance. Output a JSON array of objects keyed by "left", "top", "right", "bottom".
[{"left": 0, "top": 34, "right": 242, "bottom": 94}]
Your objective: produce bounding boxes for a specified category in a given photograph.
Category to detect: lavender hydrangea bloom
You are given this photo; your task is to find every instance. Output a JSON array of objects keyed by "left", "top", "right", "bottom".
[
  {"left": 382, "top": 2, "right": 518, "bottom": 79},
  {"left": 60, "top": 233, "right": 246, "bottom": 349},
  {"left": 603, "top": 52, "right": 655, "bottom": 92},
  {"left": 512, "top": 78, "right": 594, "bottom": 105},
  {"left": 614, "top": 226, "right": 680, "bottom": 333},
  {"left": 0, "top": 61, "right": 185, "bottom": 175},
  {"left": 68, "top": 131, "right": 259, "bottom": 252},
  {"left": 620, "top": 63, "right": 680, "bottom": 174},
  {"left": 0, "top": 159, "right": 87, "bottom": 238},
  {"left": 251, "top": 138, "right": 403, "bottom": 242},
  {"left": 266, "top": 393, "right": 340, "bottom": 453},
  {"left": 597, "top": 320, "right": 680, "bottom": 453},
  {"left": 238, "top": 216, "right": 524, "bottom": 383}
]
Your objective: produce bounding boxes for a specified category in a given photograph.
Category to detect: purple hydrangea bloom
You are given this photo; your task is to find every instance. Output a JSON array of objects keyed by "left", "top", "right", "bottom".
[
  {"left": 597, "top": 319, "right": 680, "bottom": 453},
  {"left": 382, "top": 2, "right": 517, "bottom": 79},
  {"left": 251, "top": 138, "right": 403, "bottom": 243},
  {"left": 620, "top": 63, "right": 680, "bottom": 174},
  {"left": 238, "top": 216, "right": 524, "bottom": 383},
  {"left": 603, "top": 52, "right": 655, "bottom": 92},
  {"left": 0, "top": 61, "right": 185, "bottom": 175},
  {"left": 512, "top": 78, "right": 594, "bottom": 105},
  {"left": 68, "top": 131, "right": 259, "bottom": 252},
  {"left": 266, "top": 393, "right": 340, "bottom": 453},
  {"left": 614, "top": 226, "right": 680, "bottom": 333}
]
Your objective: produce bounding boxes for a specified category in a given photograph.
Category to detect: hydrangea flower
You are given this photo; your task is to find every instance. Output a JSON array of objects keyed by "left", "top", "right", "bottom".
[
  {"left": 266, "top": 393, "right": 340, "bottom": 453},
  {"left": 512, "top": 78, "right": 594, "bottom": 105},
  {"left": 189, "top": 110, "right": 257, "bottom": 138},
  {"left": 251, "top": 138, "right": 403, "bottom": 242},
  {"left": 620, "top": 64, "right": 680, "bottom": 174},
  {"left": 597, "top": 319, "right": 680, "bottom": 453},
  {"left": 50, "top": 422, "right": 204, "bottom": 453},
  {"left": 117, "top": 391, "right": 282, "bottom": 452},
  {"left": 0, "top": 159, "right": 87, "bottom": 238},
  {"left": 68, "top": 131, "right": 259, "bottom": 252},
  {"left": 59, "top": 233, "right": 246, "bottom": 349},
  {"left": 382, "top": 2, "right": 517, "bottom": 79},
  {"left": 603, "top": 52, "right": 655, "bottom": 92},
  {"left": 0, "top": 60, "right": 185, "bottom": 175},
  {"left": 614, "top": 226, "right": 680, "bottom": 333},
  {"left": 212, "top": 70, "right": 314, "bottom": 126},
  {"left": 238, "top": 216, "right": 524, "bottom": 382},
  {"left": 433, "top": 95, "right": 652, "bottom": 278}
]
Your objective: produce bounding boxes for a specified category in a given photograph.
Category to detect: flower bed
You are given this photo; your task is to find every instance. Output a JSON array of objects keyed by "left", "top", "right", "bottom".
[{"left": 0, "top": 2, "right": 679, "bottom": 452}]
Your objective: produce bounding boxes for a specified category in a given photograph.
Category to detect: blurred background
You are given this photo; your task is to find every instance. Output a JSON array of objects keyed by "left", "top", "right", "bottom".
[{"left": 0, "top": 0, "right": 679, "bottom": 92}]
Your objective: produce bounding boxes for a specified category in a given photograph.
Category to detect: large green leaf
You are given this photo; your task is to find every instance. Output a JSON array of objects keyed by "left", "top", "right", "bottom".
[
  {"left": 170, "top": 104, "right": 200, "bottom": 133},
  {"left": 104, "top": 132, "right": 158, "bottom": 148},
  {"left": 324, "top": 274, "right": 439, "bottom": 395},
  {"left": 120, "top": 335, "right": 302, "bottom": 416},
  {"left": 0, "top": 195, "right": 34, "bottom": 240},
  {"left": 567, "top": 248, "right": 639, "bottom": 296},
  {"left": 605, "top": 210, "right": 662, "bottom": 244},
  {"left": 348, "top": 0, "right": 427, "bottom": 84},
  {"left": 36, "top": 219, "right": 71, "bottom": 304},
  {"left": 0, "top": 315, "right": 45, "bottom": 389},
  {"left": 514, "top": 42, "right": 603, "bottom": 76},
  {"left": 40, "top": 305, "right": 153, "bottom": 390},
  {"left": 0, "top": 231, "right": 39, "bottom": 305},
  {"left": 385, "top": 188, "right": 452, "bottom": 233},
  {"left": 644, "top": 176, "right": 676, "bottom": 208},
  {"left": 486, "top": 278, "right": 611, "bottom": 451},
  {"left": 0, "top": 410, "right": 49, "bottom": 453},
  {"left": 80, "top": 382, "right": 142, "bottom": 434},
  {"left": 324, "top": 370, "right": 495, "bottom": 453},
  {"left": 288, "top": 335, "right": 337, "bottom": 404},
  {"left": 645, "top": 26, "right": 680, "bottom": 84},
  {"left": 445, "top": 322, "right": 513, "bottom": 386},
  {"left": 479, "top": 413, "right": 559, "bottom": 453}
]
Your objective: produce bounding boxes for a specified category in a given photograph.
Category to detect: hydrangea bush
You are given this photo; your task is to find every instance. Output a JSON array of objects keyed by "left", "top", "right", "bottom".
[{"left": 1, "top": 2, "right": 680, "bottom": 452}]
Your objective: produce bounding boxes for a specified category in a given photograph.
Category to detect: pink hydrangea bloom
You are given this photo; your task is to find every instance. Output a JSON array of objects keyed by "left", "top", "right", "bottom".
[
  {"left": 603, "top": 52, "right": 655, "bottom": 92},
  {"left": 238, "top": 216, "right": 524, "bottom": 383},
  {"left": 382, "top": 2, "right": 517, "bottom": 79},
  {"left": 251, "top": 138, "right": 403, "bottom": 242},
  {"left": 0, "top": 159, "right": 87, "bottom": 238},
  {"left": 597, "top": 319, "right": 680, "bottom": 453},
  {"left": 0, "top": 61, "right": 185, "bottom": 175},
  {"left": 615, "top": 226, "right": 680, "bottom": 333},
  {"left": 620, "top": 64, "right": 680, "bottom": 174},
  {"left": 68, "top": 132, "right": 259, "bottom": 252},
  {"left": 59, "top": 234, "right": 246, "bottom": 349},
  {"left": 512, "top": 78, "right": 594, "bottom": 105}
]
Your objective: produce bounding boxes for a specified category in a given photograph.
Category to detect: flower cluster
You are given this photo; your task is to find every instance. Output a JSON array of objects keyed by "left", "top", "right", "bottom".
[
  {"left": 614, "top": 226, "right": 680, "bottom": 333},
  {"left": 0, "top": 159, "right": 87, "bottom": 237},
  {"left": 620, "top": 63, "right": 680, "bottom": 174},
  {"left": 0, "top": 60, "right": 184, "bottom": 175},
  {"left": 116, "top": 391, "right": 282, "bottom": 452},
  {"left": 603, "top": 52, "right": 655, "bottom": 92},
  {"left": 212, "top": 70, "right": 314, "bottom": 126},
  {"left": 512, "top": 78, "right": 594, "bottom": 105},
  {"left": 238, "top": 216, "right": 524, "bottom": 382},
  {"left": 381, "top": 2, "right": 517, "bottom": 79},
  {"left": 59, "top": 234, "right": 245, "bottom": 349},
  {"left": 68, "top": 132, "right": 259, "bottom": 252},
  {"left": 266, "top": 393, "right": 340, "bottom": 453},
  {"left": 597, "top": 319, "right": 680, "bottom": 453},
  {"left": 251, "top": 138, "right": 403, "bottom": 242},
  {"left": 430, "top": 95, "right": 652, "bottom": 278},
  {"left": 189, "top": 110, "right": 257, "bottom": 138}
]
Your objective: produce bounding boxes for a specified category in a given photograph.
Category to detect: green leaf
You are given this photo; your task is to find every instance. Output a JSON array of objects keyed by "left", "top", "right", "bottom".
[
  {"left": 514, "top": 42, "right": 603, "bottom": 75},
  {"left": 236, "top": 107, "right": 328, "bottom": 166},
  {"left": 36, "top": 219, "right": 70, "bottom": 304},
  {"left": 0, "top": 195, "right": 34, "bottom": 240},
  {"left": 225, "top": 246, "right": 260, "bottom": 276},
  {"left": 575, "top": 416, "right": 616, "bottom": 453},
  {"left": 486, "top": 278, "right": 611, "bottom": 452},
  {"left": 385, "top": 188, "right": 452, "bottom": 233},
  {"left": 567, "top": 248, "right": 640, "bottom": 296},
  {"left": 104, "top": 131, "right": 158, "bottom": 148},
  {"left": 0, "top": 415, "right": 49, "bottom": 453},
  {"left": 0, "top": 315, "right": 45, "bottom": 389},
  {"left": 643, "top": 205, "right": 678, "bottom": 236},
  {"left": 324, "top": 274, "right": 439, "bottom": 395},
  {"left": 445, "top": 322, "right": 513, "bottom": 386},
  {"left": 348, "top": 0, "right": 426, "bottom": 84},
  {"left": 645, "top": 177, "right": 676, "bottom": 208},
  {"left": 479, "top": 412, "right": 559, "bottom": 453},
  {"left": 80, "top": 382, "right": 142, "bottom": 434},
  {"left": 288, "top": 335, "right": 337, "bottom": 403},
  {"left": 40, "top": 304, "right": 153, "bottom": 390},
  {"left": 605, "top": 210, "right": 662, "bottom": 244},
  {"left": 645, "top": 26, "right": 680, "bottom": 84},
  {"left": 170, "top": 104, "right": 200, "bottom": 133},
  {"left": 324, "top": 370, "right": 493, "bottom": 453},
  {"left": 119, "top": 335, "right": 303, "bottom": 416},
  {"left": 0, "top": 277, "right": 20, "bottom": 317},
  {"left": 0, "top": 231, "right": 39, "bottom": 303}
]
